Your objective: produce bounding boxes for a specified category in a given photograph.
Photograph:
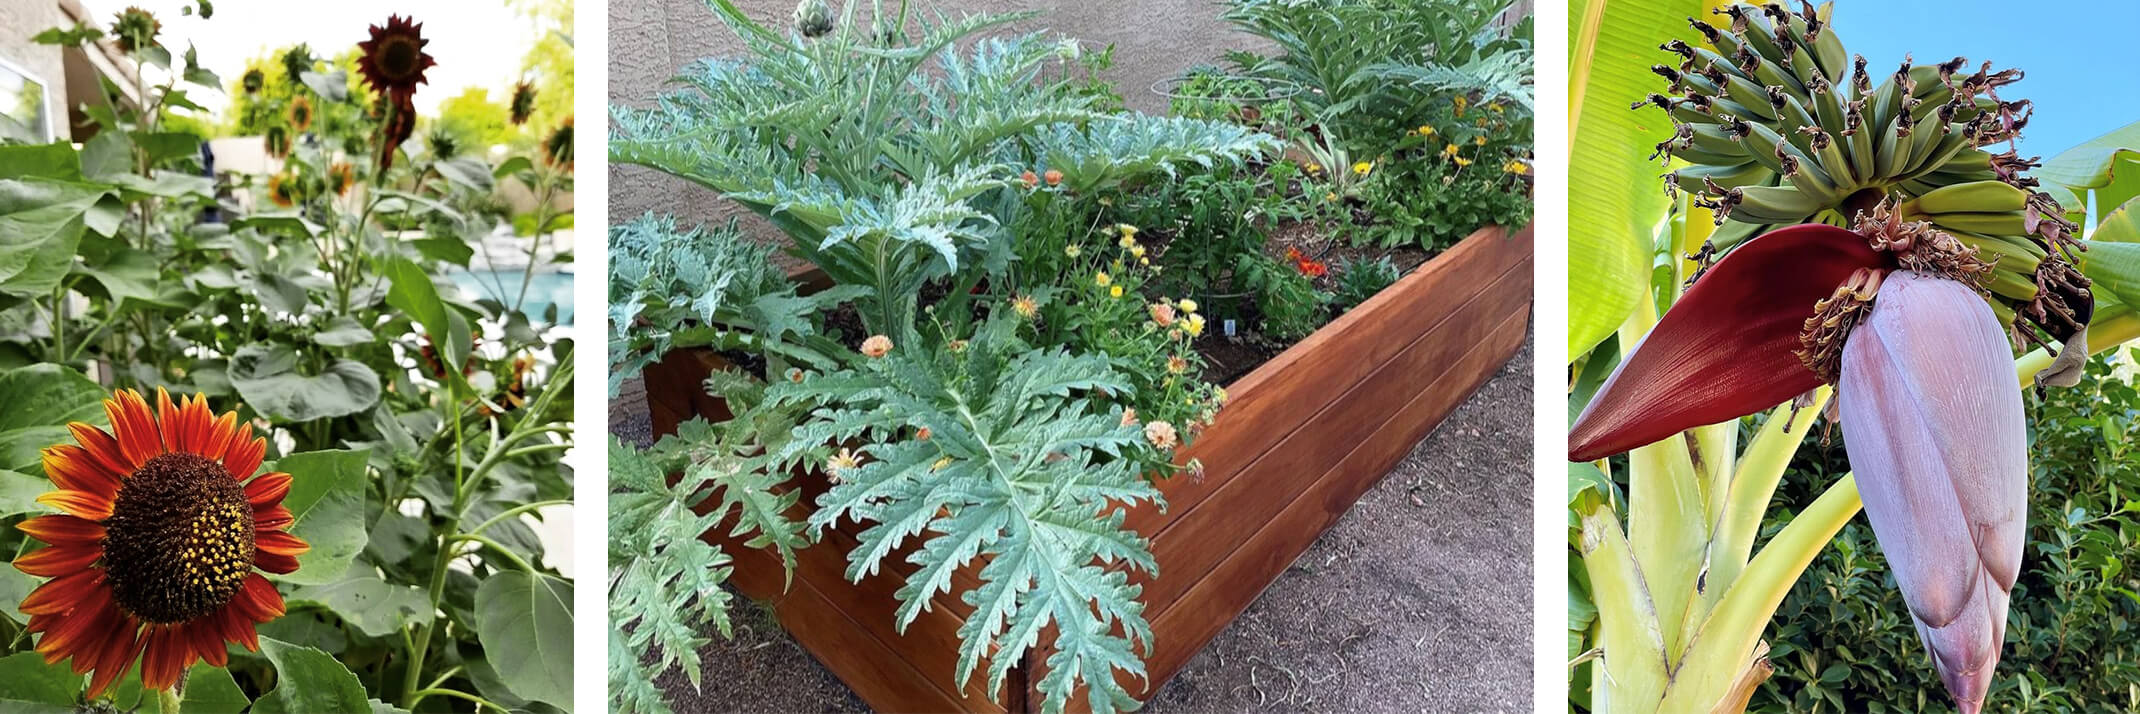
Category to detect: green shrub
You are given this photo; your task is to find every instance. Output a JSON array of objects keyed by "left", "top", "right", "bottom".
[{"left": 1756, "top": 355, "right": 2140, "bottom": 713}]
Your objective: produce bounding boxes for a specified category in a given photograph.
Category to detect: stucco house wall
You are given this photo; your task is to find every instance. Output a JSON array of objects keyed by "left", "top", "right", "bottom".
[
  {"left": 0, "top": 0, "right": 70, "bottom": 131},
  {"left": 607, "top": 0, "right": 1275, "bottom": 255}
]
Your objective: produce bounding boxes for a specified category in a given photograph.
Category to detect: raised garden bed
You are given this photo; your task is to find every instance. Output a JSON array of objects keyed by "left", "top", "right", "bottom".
[{"left": 644, "top": 223, "right": 1532, "bottom": 712}]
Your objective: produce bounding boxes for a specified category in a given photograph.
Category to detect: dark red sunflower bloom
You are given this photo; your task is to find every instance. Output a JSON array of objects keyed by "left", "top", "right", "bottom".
[
  {"left": 509, "top": 80, "right": 537, "bottom": 126},
  {"left": 15, "top": 389, "right": 304, "bottom": 697},
  {"left": 355, "top": 15, "right": 436, "bottom": 104}
]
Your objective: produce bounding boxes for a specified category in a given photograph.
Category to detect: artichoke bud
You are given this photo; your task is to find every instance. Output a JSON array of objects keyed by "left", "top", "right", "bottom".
[{"left": 793, "top": 0, "right": 834, "bottom": 39}]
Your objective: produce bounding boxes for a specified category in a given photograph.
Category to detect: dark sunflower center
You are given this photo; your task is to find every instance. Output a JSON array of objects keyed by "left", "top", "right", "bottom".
[
  {"left": 380, "top": 37, "right": 421, "bottom": 79},
  {"left": 103, "top": 453, "right": 255, "bottom": 624}
]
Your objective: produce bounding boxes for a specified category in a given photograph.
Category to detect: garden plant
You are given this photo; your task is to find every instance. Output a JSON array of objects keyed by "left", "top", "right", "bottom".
[
  {"left": 605, "top": 0, "right": 1532, "bottom": 712},
  {"left": 0, "top": 5, "right": 577, "bottom": 712},
  {"left": 1569, "top": 2, "right": 2140, "bottom": 712}
]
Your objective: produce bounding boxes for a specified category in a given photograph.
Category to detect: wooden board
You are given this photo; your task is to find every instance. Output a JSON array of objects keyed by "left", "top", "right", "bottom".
[{"left": 642, "top": 224, "right": 1534, "bottom": 713}]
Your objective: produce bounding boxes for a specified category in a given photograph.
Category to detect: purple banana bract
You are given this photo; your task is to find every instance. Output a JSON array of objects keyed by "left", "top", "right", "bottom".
[{"left": 1838, "top": 270, "right": 2026, "bottom": 714}]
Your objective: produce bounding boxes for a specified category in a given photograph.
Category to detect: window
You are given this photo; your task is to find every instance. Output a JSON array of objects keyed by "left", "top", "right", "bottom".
[{"left": 0, "top": 55, "right": 56, "bottom": 143}]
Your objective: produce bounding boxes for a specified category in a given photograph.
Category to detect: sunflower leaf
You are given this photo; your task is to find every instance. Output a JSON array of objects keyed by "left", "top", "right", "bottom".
[
  {"left": 252, "top": 638, "right": 371, "bottom": 714},
  {"left": 265, "top": 449, "right": 371, "bottom": 586}
]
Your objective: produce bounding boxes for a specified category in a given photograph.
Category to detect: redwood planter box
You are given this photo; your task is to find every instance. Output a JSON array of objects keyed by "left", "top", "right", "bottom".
[{"left": 644, "top": 224, "right": 1533, "bottom": 713}]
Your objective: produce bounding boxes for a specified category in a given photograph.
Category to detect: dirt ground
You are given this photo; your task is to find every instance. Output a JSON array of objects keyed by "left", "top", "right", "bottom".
[{"left": 610, "top": 330, "right": 1536, "bottom": 714}]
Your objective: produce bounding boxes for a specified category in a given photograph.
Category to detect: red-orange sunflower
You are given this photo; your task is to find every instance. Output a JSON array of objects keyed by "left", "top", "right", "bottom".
[{"left": 14, "top": 389, "right": 304, "bottom": 697}]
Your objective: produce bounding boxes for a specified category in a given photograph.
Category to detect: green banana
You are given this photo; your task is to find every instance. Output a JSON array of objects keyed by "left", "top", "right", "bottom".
[
  {"left": 1913, "top": 179, "right": 2029, "bottom": 214},
  {"left": 1672, "top": 162, "right": 1773, "bottom": 192},
  {"left": 1925, "top": 210, "right": 2030, "bottom": 236},
  {"left": 1733, "top": 183, "right": 1827, "bottom": 222},
  {"left": 1948, "top": 231, "right": 2045, "bottom": 274},
  {"left": 1984, "top": 266, "right": 2040, "bottom": 301}
]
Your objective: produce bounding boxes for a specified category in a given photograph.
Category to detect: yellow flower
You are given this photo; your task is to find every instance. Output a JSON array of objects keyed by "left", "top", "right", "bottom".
[
  {"left": 1117, "top": 224, "right": 1139, "bottom": 239},
  {"left": 1139, "top": 257, "right": 1150, "bottom": 266},
  {"left": 1454, "top": 156, "right": 1474, "bottom": 167},
  {"left": 1489, "top": 102, "right": 1505, "bottom": 113},
  {"left": 1351, "top": 161, "right": 1373, "bottom": 176},
  {"left": 1474, "top": 135, "right": 1487, "bottom": 146},
  {"left": 1213, "top": 386, "right": 1229, "bottom": 404},
  {"left": 1177, "top": 298, "right": 1198, "bottom": 314},
  {"left": 1119, "top": 234, "right": 1136, "bottom": 249},
  {"left": 1503, "top": 159, "right": 1530, "bottom": 176},
  {"left": 828, "top": 448, "right": 862, "bottom": 475},
  {"left": 1305, "top": 161, "right": 1321, "bottom": 174},
  {"left": 1416, "top": 125, "right": 1434, "bottom": 137},
  {"left": 1130, "top": 244, "right": 1146, "bottom": 259},
  {"left": 1065, "top": 244, "right": 1082, "bottom": 258},
  {"left": 1166, "top": 355, "right": 1188, "bottom": 374},
  {"left": 1184, "top": 313, "right": 1206, "bottom": 336},
  {"left": 1454, "top": 95, "right": 1469, "bottom": 116},
  {"left": 931, "top": 456, "right": 953, "bottom": 471},
  {"left": 1011, "top": 294, "right": 1040, "bottom": 319},
  {"left": 1110, "top": 285, "right": 1125, "bottom": 298},
  {"left": 1325, "top": 191, "right": 1339, "bottom": 203},
  {"left": 1095, "top": 271, "right": 1112, "bottom": 287},
  {"left": 1442, "top": 143, "right": 1460, "bottom": 157}
]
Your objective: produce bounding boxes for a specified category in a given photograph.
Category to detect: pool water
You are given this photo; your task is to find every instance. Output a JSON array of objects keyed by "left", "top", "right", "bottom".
[{"left": 449, "top": 270, "right": 576, "bottom": 325}]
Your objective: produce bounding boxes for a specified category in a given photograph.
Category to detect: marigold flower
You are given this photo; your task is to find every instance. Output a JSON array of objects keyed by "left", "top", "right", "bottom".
[
  {"left": 16, "top": 389, "right": 303, "bottom": 696},
  {"left": 1094, "top": 272, "right": 1112, "bottom": 287},
  {"left": 1043, "top": 169, "right": 1063, "bottom": 186},
  {"left": 1065, "top": 244, "right": 1082, "bottom": 258},
  {"left": 1166, "top": 355, "right": 1188, "bottom": 374},
  {"left": 1325, "top": 192, "right": 1339, "bottom": 203},
  {"left": 1454, "top": 156, "right": 1473, "bottom": 167},
  {"left": 1011, "top": 294, "right": 1040, "bottom": 319},
  {"left": 1504, "top": 159, "right": 1530, "bottom": 176},
  {"left": 1144, "top": 420, "right": 1179, "bottom": 450},
  {"left": 1351, "top": 161, "right": 1373, "bottom": 176},
  {"left": 1177, "top": 298, "right": 1198, "bottom": 314},
  {"left": 1474, "top": 135, "right": 1487, "bottom": 146},
  {"left": 860, "top": 335, "right": 893, "bottom": 358},
  {"left": 1130, "top": 245, "right": 1146, "bottom": 259},
  {"left": 1184, "top": 314, "right": 1206, "bottom": 337},
  {"left": 1305, "top": 162, "right": 1321, "bottom": 174},
  {"left": 1442, "top": 143, "right": 1460, "bottom": 157},
  {"left": 1149, "top": 303, "right": 1177, "bottom": 327},
  {"left": 1416, "top": 125, "right": 1434, "bottom": 137},
  {"left": 915, "top": 427, "right": 931, "bottom": 441},
  {"left": 1120, "top": 408, "right": 1138, "bottom": 427},
  {"left": 1021, "top": 170, "right": 1039, "bottom": 189},
  {"left": 1110, "top": 285, "right": 1125, "bottom": 299}
]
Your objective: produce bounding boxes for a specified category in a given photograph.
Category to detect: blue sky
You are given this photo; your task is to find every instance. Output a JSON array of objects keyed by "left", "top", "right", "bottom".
[{"left": 1839, "top": 1, "right": 2139, "bottom": 160}]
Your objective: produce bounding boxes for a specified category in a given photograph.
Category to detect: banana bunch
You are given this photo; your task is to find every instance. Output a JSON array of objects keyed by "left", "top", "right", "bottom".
[{"left": 1638, "top": 1, "right": 2090, "bottom": 348}]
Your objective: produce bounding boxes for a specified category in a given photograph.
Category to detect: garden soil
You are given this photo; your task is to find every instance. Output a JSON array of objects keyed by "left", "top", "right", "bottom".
[{"left": 609, "top": 330, "right": 1535, "bottom": 713}]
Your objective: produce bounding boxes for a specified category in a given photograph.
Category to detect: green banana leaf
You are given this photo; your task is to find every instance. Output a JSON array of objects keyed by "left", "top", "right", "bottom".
[
  {"left": 2039, "top": 119, "right": 2140, "bottom": 226},
  {"left": 1567, "top": 0, "right": 1708, "bottom": 359}
]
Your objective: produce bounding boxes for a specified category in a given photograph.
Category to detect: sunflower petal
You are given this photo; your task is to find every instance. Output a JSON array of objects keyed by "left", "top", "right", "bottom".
[
  {"left": 18, "top": 514, "right": 106, "bottom": 546},
  {"left": 255, "top": 529, "right": 310, "bottom": 557},
  {"left": 65, "top": 424, "right": 133, "bottom": 482},
  {"left": 154, "top": 389, "right": 182, "bottom": 456},
  {"left": 186, "top": 618, "right": 229, "bottom": 668},
  {"left": 1570, "top": 224, "right": 1890, "bottom": 461},
  {"left": 1838, "top": 270, "right": 2023, "bottom": 713},
  {"left": 246, "top": 472, "right": 292, "bottom": 508},
  {"left": 198, "top": 410, "right": 238, "bottom": 461},
  {"left": 254, "top": 504, "right": 294, "bottom": 531},
  {"left": 42, "top": 445, "right": 122, "bottom": 495},
  {"left": 139, "top": 627, "right": 185, "bottom": 691},
  {"left": 214, "top": 606, "right": 260, "bottom": 652},
  {"left": 85, "top": 621, "right": 143, "bottom": 699},
  {"left": 234, "top": 574, "right": 285, "bottom": 621},
  {"left": 13, "top": 544, "right": 100, "bottom": 577},
  {"left": 254, "top": 550, "right": 301, "bottom": 574},
  {"left": 35, "top": 490, "right": 112, "bottom": 520},
  {"left": 106, "top": 389, "right": 162, "bottom": 467},
  {"left": 20, "top": 569, "right": 102, "bottom": 615},
  {"left": 30, "top": 583, "right": 114, "bottom": 657},
  {"left": 224, "top": 428, "right": 266, "bottom": 482}
]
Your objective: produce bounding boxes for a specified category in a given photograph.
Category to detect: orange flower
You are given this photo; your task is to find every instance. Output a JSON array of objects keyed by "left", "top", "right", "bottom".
[
  {"left": 1043, "top": 169, "right": 1063, "bottom": 186},
  {"left": 16, "top": 389, "right": 302, "bottom": 697},
  {"left": 860, "top": 335, "right": 893, "bottom": 358},
  {"left": 1166, "top": 355, "right": 1188, "bottom": 374},
  {"left": 1011, "top": 294, "right": 1040, "bottom": 320},
  {"left": 327, "top": 162, "right": 355, "bottom": 197},
  {"left": 1020, "top": 170, "right": 1039, "bottom": 189},
  {"left": 1120, "top": 408, "right": 1138, "bottom": 427},
  {"left": 266, "top": 173, "right": 298, "bottom": 208},
  {"left": 1149, "top": 302, "right": 1177, "bottom": 327}
]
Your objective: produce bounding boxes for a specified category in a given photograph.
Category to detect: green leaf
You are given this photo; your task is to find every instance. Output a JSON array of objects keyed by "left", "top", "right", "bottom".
[
  {"left": 265, "top": 449, "right": 371, "bottom": 585},
  {"left": 476, "top": 571, "right": 574, "bottom": 711},
  {"left": 2040, "top": 119, "right": 2140, "bottom": 217},
  {"left": 382, "top": 256, "right": 470, "bottom": 386},
  {"left": 226, "top": 344, "right": 382, "bottom": 422},
  {"left": 492, "top": 156, "right": 535, "bottom": 179},
  {"left": 251, "top": 638, "right": 372, "bottom": 714},
  {"left": 0, "top": 177, "right": 107, "bottom": 297},
  {"left": 288, "top": 575, "right": 434, "bottom": 637},
  {"left": 1, "top": 469, "right": 48, "bottom": 517},
  {"left": 231, "top": 212, "right": 324, "bottom": 238},
  {"left": 298, "top": 70, "right": 350, "bottom": 103},
  {"left": 0, "top": 651, "right": 82, "bottom": 713},
  {"left": 176, "top": 663, "right": 249, "bottom": 714},
  {"left": 2081, "top": 240, "right": 2140, "bottom": 311},
  {"left": 313, "top": 316, "right": 376, "bottom": 347},
  {"left": 0, "top": 560, "right": 34, "bottom": 624},
  {"left": 0, "top": 363, "right": 107, "bottom": 472},
  {"left": 435, "top": 158, "right": 497, "bottom": 193},
  {"left": 1566, "top": 0, "right": 1700, "bottom": 358},
  {"left": 411, "top": 236, "right": 474, "bottom": 267},
  {"left": 78, "top": 248, "right": 184, "bottom": 310},
  {"left": 0, "top": 143, "right": 83, "bottom": 180}
]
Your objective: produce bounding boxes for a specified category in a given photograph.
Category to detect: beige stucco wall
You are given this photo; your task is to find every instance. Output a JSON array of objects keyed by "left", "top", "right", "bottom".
[
  {"left": 0, "top": 1, "right": 68, "bottom": 127},
  {"left": 608, "top": 0, "right": 1274, "bottom": 251}
]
